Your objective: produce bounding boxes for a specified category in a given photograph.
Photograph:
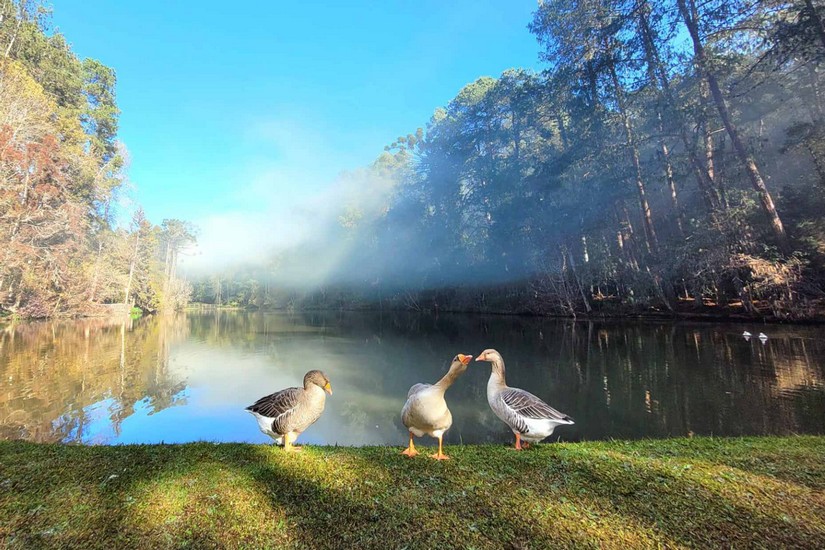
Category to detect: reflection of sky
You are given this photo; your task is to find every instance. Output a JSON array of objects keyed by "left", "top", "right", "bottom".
[{"left": 70, "top": 336, "right": 413, "bottom": 446}]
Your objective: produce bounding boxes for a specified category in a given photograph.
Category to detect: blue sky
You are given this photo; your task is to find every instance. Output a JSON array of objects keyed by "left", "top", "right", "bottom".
[{"left": 52, "top": 1, "right": 542, "bottom": 267}]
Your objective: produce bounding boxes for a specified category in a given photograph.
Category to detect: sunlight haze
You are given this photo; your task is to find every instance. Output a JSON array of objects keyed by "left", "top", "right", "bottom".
[{"left": 52, "top": 0, "right": 541, "bottom": 269}]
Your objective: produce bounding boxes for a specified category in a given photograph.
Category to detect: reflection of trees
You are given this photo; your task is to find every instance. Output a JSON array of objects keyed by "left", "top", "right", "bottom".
[
  {"left": 534, "top": 322, "right": 825, "bottom": 440},
  {"left": 0, "top": 314, "right": 189, "bottom": 443},
  {"left": 187, "top": 310, "right": 325, "bottom": 352},
  {"left": 297, "top": 312, "right": 825, "bottom": 441}
]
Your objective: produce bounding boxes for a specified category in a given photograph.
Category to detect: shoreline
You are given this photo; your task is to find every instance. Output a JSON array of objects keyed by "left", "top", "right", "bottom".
[
  {"left": 5, "top": 302, "right": 825, "bottom": 325},
  {"left": 187, "top": 304, "right": 825, "bottom": 325}
]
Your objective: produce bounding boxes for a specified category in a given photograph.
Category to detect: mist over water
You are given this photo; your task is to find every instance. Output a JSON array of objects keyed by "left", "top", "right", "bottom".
[{"left": 2, "top": 312, "right": 824, "bottom": 446}]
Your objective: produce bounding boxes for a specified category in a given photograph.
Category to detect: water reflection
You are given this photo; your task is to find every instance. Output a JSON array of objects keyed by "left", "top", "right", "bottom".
[
  {"left": 0, "top": 315, "right": 188, "bottom": 443},
  {"left": 1, "top": 312, "right": 823, "bottom": 445}
]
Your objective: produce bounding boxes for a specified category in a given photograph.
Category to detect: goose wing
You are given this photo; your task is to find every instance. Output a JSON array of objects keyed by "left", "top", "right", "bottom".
[
  {"left": 498, "top": 387, "right": 573, "bottom": 432},
  {"left": 246, "top": 387, "right": 302, "bottom": 425}
]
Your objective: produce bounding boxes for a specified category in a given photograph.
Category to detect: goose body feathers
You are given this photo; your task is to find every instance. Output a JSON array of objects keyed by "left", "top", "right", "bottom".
[
  {"left": 400, "top": 354, "right": 472, "bottom": 459},
  {"left": 246, "top": 370, "right": 331, "bottom": 446},
  {"left": 489, "top": 384, "right": 574, "bottom": 443},
  {"left": 477, "top": 349, "right": 574, "bottom": 445},
  {"left": 402, "top": 383, "right": 452, "bottom": 438}
]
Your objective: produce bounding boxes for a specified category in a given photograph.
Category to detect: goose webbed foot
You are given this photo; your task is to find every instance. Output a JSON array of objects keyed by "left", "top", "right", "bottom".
[
  {"left": 429, "top": 434, "right": 449, "bottom": 460},
  {"left": 401, "top": 432, "right": 419, "bottom": 457},
  {"left": 510, "top": 433, "right": 527, "bottom": 451}
]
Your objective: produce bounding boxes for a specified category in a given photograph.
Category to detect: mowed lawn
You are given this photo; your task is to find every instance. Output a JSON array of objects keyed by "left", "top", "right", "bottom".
[{"left": 1, "top": 436, "right": 824, "bottom": 549}]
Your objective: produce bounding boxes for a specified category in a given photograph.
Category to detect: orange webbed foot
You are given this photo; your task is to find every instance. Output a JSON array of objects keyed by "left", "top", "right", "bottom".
[
  {"left": 430, "top": 453, "right": 450, "bottom": 461},
  {"left": 401, "top": 448, "right": 419, "bottom": 457}
]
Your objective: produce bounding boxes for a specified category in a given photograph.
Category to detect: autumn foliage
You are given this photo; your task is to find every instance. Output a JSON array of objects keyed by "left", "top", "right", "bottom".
[{"left": 0, "top": 5, "right": 194, "bottom": 318}]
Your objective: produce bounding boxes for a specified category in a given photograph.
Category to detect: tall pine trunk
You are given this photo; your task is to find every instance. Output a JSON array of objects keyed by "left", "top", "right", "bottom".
[
  {"left": 637, "top": 0, "right": 720, "bottom": 214},
  {"left": 637, "top": 2, "right": 683, "bottom": 234},
  {"left": 677, "top": 0, "right": 790, "bottom": 253},
  {"left": 607, "top": 55, "right": 658, "bottom": 254}
]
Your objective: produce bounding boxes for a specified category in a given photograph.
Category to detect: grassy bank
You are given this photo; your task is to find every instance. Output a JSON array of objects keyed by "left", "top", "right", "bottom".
[{"left": 2, "top": 437, "right": 824, "bottom": 549}]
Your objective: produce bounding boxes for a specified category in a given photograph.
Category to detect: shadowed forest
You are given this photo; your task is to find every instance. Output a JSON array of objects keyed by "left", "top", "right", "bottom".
[
  {"left": 3, "top": 0, "right": 825, "bottom": 320},
  {"left": 192, "top": 0, "right": 825, "bottom": 321}
]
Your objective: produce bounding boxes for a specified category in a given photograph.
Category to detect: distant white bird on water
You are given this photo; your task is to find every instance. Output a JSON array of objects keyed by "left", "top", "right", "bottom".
[
  {"left": 742, "top": 331, "right": 752, "bottom": 338},
  {"left": 758, "top": 332, "right": 768, "bottom": 343}
]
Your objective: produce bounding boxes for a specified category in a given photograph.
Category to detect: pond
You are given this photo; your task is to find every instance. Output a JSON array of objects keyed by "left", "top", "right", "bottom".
[{"left": 2, "top": 311, "right": 824, "bottom": 447}]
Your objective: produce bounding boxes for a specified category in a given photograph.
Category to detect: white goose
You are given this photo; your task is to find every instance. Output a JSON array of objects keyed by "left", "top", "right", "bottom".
[
  {"left": 475, "top": 349, "right": 574, "bottom": 450},
  {"left": 400, "top": 353, "right": 472, "bottom": 460}
]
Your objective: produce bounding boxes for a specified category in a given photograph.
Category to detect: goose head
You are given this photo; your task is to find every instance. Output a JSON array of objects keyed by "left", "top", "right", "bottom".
[
  {"left": 475, "top": 348, "right": 503, "bottom": 364},
  {"left": 304, "top": 369, "right": 333, "bottom": 395},
  {"left": 449, "top": 353, "right": 473, "bottom": 375}
]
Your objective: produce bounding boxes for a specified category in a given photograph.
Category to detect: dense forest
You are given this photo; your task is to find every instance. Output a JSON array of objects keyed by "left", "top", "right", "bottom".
[
  {"left": 0, "top": 1, "right": 195, "bottom": 318},
  {"left": 193, "top": 0, "right": 825, "bottom": 321}
]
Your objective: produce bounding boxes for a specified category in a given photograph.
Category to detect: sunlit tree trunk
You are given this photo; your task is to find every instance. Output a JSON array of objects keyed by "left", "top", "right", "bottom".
[
  {"left": 566, "top": 242, "right": 592, "bottom": 313},
  {"left": 637, "top": 0, "right": 720, "bottom": 214},
  {"left": 123, "top": 230, "right": 140, "bottom": 306},
  {"left": 88, "top": 239, "right": 103, "bottom": 303},
  {"left": 657, "top": 113, "right": 684, "bottom": 235},
  {"left": 606, "top": 55, "right": 658, "bottom": 254},
  {"left": 678, "top": 0, "right": 790, "bottom": 253},
  {"left": 2, "top": 11, "right": 22, "bottom": 57},
  {"left": 699, "top": 81, "right": 727, "bottom": 210},
  {"left": 556, "top": 113, "right": 569, "bottom": 149},
  {"left": 636, "top": 2, "right": 684, "bottom": 234}
]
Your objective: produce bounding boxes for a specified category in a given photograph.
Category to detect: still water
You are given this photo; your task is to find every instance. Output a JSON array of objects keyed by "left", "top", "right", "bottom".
[{"left": 1, "top": 311, "right": 824, "bottom": 446}]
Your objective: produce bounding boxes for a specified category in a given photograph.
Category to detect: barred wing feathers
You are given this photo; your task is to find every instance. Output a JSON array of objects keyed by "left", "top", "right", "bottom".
[{"left": 498, "top": 387, "right": 574, "bottom": 434}]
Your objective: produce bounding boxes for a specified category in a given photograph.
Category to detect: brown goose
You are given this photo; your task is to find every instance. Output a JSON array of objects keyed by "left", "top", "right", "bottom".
[
  {"left": 246, "top": 370, "right": 332, "bottom": 451},
  {"left": 400, "top": 354, "right": 472, "bottom": 460},
  {"left": 475, "top": 349, "right": 573, "bottom": 450}
]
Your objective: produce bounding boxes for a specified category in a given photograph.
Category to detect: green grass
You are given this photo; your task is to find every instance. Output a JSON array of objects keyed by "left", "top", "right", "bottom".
[{"left": 1, "top": 437, "right": 824, "bottom": 549}]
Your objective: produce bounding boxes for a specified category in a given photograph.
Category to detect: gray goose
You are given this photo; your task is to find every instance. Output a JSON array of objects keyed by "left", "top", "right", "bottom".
[
  {"left": 400, "top": 353, "right": 473, "bottom": 460},
  {"left": 245, "top": 370, "right": 332, "bottom": 451},
  {"left": 475, "top": 349, "right": 573, "bottom": 450}
]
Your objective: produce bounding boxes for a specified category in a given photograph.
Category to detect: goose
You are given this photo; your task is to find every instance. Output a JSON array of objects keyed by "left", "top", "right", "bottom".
[
  {"left": 245, "top": 370, "right": 332, "bottom": 451},
  {"left": 475, "top": 349, "right": 573, "bottom": 450},
  {"left": 400, "top": 353, "right": 472, "bottom": 460},
  {"left": 743, "top": 331, "right": 752, "bottom": 339},
  {"left": 758, "top": 332, "right": 768, "bottom": 341}
]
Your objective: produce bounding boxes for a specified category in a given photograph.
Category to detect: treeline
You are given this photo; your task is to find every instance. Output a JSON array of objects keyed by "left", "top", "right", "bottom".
[
  {"left": 0, "top": 1, "right": 195, "bottom": 318},
  {"left": 203, "top": 0, "right": 825, "bottom": 320}
]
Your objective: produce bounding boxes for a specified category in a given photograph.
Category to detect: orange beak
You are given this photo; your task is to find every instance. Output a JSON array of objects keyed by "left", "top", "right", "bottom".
[
  {"left": 458, "top": 354, "right": 473, "bottom": 365},
  {"left": 475, "top": 354, "right": 485, "bottom": 362},
  {"left": 323, "top": 382, "right": 333, "bottom": 395}
]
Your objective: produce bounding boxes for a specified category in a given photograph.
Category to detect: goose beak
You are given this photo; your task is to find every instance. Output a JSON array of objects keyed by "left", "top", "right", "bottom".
[
  {"left": 323, "top": 382, "right": 333, "bottom": 395},
  {"left": 458, "top": 354, "right": 473, "bottom": 365},
  {"left": 475, "top": 354, "right": 484, "bottom": 362}
]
